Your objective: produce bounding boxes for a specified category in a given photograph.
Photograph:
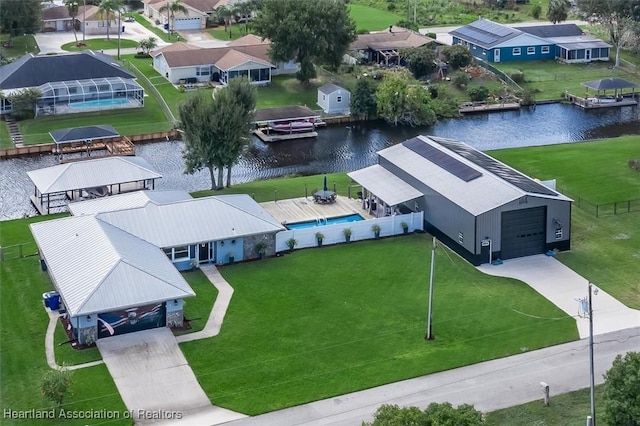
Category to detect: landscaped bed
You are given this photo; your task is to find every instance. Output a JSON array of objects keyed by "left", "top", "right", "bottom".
[{"left": 181, "top": 234, "right": 577, "bottom": 414}]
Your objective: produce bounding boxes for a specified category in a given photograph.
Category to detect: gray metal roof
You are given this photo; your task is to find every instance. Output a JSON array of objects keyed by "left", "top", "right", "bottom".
[
  {"left": 69, "top": 190, "right": 193, "bottom": 216},
  {"left": 27, "top": 156, "right": 162, "bottom": 194},
  {"left": 549, "top": 36, "right": 611, "bottom": 50},
  {"left": 30, "top": 215, "right": 195, "bottom": 317},
  {"left": 348, "top": 165, "right": 422, "bottom": 206},
  {"left": 50, "top": 125, "right": 119, "bottom": 145},
  {"left": 450, "top": 18, "right": 522, "bottom": 49},
  {"left": 318, "top": 83, "right": 347, "bottom": 95},
  {"left": 97, "top": 194, "right": 285, "bottom": 247},
  {"left": 377, "top": 136, "right": 570, "bottom": 215},
  {"left": 515, "top": 24, "right": 583, "bottom": 38},
  {"left": 0, "top": 51, "right": 135, "bottom": 90},
  {"left": 581, "top": 77, "right": 637, "bottom": 91}
]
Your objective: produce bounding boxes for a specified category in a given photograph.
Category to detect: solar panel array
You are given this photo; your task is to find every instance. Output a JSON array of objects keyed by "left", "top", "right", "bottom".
[
  {"left": 403, "top": 137, "right": 482, "bottom": 182},
  {"left": 470, "top": 19, "right": 514, "bottom": 37},
  {"left": 454, "top": 26, "right": 498, "bottom": 46},
  {"left": 431, "top": 138, "right": 558, "bottom": 196}
]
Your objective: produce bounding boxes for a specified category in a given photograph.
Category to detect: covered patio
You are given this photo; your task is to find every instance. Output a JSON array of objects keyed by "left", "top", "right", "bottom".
[{"left": 348, "top": 164, "right": 423, "bottom": 218}]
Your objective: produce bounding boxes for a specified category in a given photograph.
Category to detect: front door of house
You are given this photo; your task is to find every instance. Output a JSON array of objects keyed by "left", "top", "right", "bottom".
[
  {"left": 198, "top": 242, "right": 210, "bottom": 262},
  {"left": 585, "top": 49, "right": 591, "bottom": 61},
  {"left": 494, "top": 49, "right": 500, "bottom": 63}
]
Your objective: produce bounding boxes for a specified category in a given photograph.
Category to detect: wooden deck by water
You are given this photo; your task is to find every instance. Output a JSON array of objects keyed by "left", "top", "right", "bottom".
[
  {"left": 253, "top": 129, "right": 318, "bottom": 143},
  {"left": 260, "top": 196, "right": 374, "bottom": 225},
  {"left": 565, "top": 93, "right": 638, "bottom": 109},
  {"left": 459, "top": 102, "right": 521, "bottom": 114}
]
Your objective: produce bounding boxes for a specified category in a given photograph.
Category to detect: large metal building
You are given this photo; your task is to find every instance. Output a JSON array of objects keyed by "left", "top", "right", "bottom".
[{"left": 348, "top": 135, "right": 572, "bottom": 265}]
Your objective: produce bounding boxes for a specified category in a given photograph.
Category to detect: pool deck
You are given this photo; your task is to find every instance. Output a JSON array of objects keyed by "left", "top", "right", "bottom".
[{"left": 260, "top": 196, "right": 374, "bottom": 225}]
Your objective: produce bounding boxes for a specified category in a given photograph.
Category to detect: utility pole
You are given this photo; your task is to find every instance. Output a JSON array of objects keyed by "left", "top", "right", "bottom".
[
  {"left": 425, "top": 236, "right": 436, "bottom": 340},
  {"left": 414, "top": 0, "right": 417, "bottom": 25},
  {"left": 588, "top": 282, "right": 596, "bottom": 426},
  {"left": 83, "top": 0, "right": 86, "bottom": 43},
  {"left": 117, "top": 8, "right": 121, "bottom": 59}
]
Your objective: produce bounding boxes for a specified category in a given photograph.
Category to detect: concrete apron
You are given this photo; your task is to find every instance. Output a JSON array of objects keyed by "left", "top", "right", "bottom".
[
  {"left": 477, "top": 254, "right": 640, "bottom": 338},
  {"left": 97, "top": 328, "right": 246, "bottom": 425}
]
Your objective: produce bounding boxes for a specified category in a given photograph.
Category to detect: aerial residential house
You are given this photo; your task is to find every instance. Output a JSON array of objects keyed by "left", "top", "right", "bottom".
[
  {"left": 348, "top": 135, "right": 572, "bottom": 265},
  {"left": 151, "top": 35, "right": 297, "bottom": 85},
  {"left": 450, "top": 18, "right": 610, "bottom": 63},
  {"left": 41, "top": 4, "right": 117, "bottom": 35},
  {"left": 347, "top": 26, "right": 437, "bottom": 66},
  {"left": 143, "top": 0, "right": 225, "bottom": 31},
  {"left": 317, "top": 84, "right": 350, "bottom": 115}
]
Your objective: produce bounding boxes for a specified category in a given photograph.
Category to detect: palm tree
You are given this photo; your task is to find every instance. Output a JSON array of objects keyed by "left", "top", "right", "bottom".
[
  {"left": 98, "top": 0, "right": 124, "bottom": 40},
  {"left": 159, "top": 0, "right": 189, "bottom": 40},
  {"left": 215, "top": 5, "right": 233, "bottom": 32},
  {"left": 64, "top": 0, "right": 80, "bottom": 43},
  {"left": 233, "top": 1, "right": 253, "bottom": 35}
]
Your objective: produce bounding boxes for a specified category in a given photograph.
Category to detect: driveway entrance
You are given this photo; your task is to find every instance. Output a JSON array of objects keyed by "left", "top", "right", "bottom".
[{"left": 97, "top": 327, "right": 245, "bottom": 424}]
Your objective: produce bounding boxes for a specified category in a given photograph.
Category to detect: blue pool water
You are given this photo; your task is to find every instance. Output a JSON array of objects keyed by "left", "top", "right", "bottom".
[
  {"left": 69, "top": 98, "right": 130, "bottom": 109},
  {"left": 286, "top": 214, "right": 364, "bottom": 230}
]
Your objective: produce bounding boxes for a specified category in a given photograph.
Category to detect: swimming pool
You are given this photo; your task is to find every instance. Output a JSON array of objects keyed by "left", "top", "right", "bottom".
[
  {"left": 68, "top": 98, "right": 131, "bottom": 110},
  {"left": 286, "top": 214, "right": 364, "bottom": 230}
]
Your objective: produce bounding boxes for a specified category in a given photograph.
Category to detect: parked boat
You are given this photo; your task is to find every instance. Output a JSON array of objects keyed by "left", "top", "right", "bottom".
[{"left": 269, "top": 121, "right": 316, "bottom": 133}]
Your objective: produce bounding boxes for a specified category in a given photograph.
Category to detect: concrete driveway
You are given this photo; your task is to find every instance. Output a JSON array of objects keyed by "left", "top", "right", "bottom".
[
  {"left": 477, "top": 254, "right": 640, "bottom": 338},
  {"left": 97, "top": 328, "right": 246, "bottom": 424}
]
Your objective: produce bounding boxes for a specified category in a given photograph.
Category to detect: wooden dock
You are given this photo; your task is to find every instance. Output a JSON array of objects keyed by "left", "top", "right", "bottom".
[
  {"left": 565, "top": 93, "right": 638, "bottom": 109},
  {"left": 459, "top": 102, "right": 521, "bottom": 114},
  {"left": 253, "top": 129, "right": 318, "bottom": 143}
]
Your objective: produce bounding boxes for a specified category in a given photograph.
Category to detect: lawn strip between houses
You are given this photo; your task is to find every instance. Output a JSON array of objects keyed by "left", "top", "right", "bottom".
[{"left": 181, "top": 235, "right": 577, "bottom": 415}]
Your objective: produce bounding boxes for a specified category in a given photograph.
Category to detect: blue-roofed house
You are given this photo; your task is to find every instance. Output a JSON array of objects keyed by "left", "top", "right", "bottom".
[{"left": 450, "top": 19, "right": 610, "bottom": 64}]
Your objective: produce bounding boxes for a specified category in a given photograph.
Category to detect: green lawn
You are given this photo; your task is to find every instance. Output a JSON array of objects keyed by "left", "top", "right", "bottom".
[
  {"left": 348, "top": 3, "right": 402, "bottom": 32},
  {"left": 181, "top": 234, "right": 577, "bottom": 415},
  {"left": 0, "top": 120, "right": 12, "bottom": 148},
  {"left": 175, "top": 269, "right": 219, "bottom": 335},
  {"left": 61, "top": 38, "right": 138, "bottom": 51},
  {"left": 256, "top": 75, "right": 323, "bottom": 109},
  {"left": 494, "top": 60, "right": 640, "bottom": 101},
  {"left": 0, "top": 34, "right": 39, "bottom": 59},
  {"left": 486, "top": 385, "right": 604, "bottom": 425},
  {"left": 209, "top": 24, "right": 246, "bottom": 41},
  {"left": 130, "top": 13, "right": 172, "bottom": 43}
]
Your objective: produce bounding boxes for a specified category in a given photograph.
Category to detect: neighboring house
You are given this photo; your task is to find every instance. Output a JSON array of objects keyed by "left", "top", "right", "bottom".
[
  {"left": 0, "top": 52, "right": 144, "bottom": 116},
  {"left": 450, "top": 18, "right": 610, "bottom": 63},
  {"left": 317, "top": 84, "right": 350, "bottom": 115},
  {"left": 41, "top": 5, "right": 75, "bottom": 32},
  {"left": 151, "top": 34, "right": 298, "bottom": 85},
  {"left": 30, "top": 188, "right": 284, "bottom": 344},
  {"left": 347, "top": 26, "right": 437, "bottom": 66},
  {"left": 348, "top": 135, "right": 572, "bottom": 265},
  {"left": 42, "top": 5, "right": 122, "bottom": 35},
  {"left": 143, "top": 0, "right": 250, "bottom": 30}
]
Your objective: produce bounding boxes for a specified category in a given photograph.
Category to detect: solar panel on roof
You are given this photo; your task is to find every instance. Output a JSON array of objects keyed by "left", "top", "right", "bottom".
[
  {"left": 471, "top": 19, "right": 514, "bottom": 37},
  {"left": 403, "top": 137, "right": 482, "bottom": 182},
  {"left": 431, "top": 138, "right": 558, "bottom": 196},
  {"left": 454, "top": 26, "right": 498, "bottom": 45}
]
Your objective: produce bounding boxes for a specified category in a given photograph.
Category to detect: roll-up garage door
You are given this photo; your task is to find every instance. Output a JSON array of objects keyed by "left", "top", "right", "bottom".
[{"left": 501, "top": 206, "right": 546, "bottom": 259}]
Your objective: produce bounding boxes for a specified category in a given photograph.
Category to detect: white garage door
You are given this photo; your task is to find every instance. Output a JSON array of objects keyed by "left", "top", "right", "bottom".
[{"left": 174, "top": 17, "right": 201, "bottom": 30}]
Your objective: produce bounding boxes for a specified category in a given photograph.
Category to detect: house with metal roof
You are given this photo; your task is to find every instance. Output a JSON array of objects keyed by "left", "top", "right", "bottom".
[
  {"left": 348, "top": 26, "right": 437, "bottom": 66},
  {"left": 317, "top": 84, "right": 350, "bottom": 115},
  {"left": 0, "top": 51, "right": 144, "bottom": 116},
  {"left": 450, "top": 19, "right": 610, "bottom": 64},
  {"left": 151, "top": 35, "right": 298, "bottom": 86},
  {"left": 348, "top": 135, "right": 572, "bottom": 265},
  {"left": 31, "top": 189, "right": 284, "bottom": 343},
  {"left": 27, "top": 156, "right": 162, "bottom": 214}
]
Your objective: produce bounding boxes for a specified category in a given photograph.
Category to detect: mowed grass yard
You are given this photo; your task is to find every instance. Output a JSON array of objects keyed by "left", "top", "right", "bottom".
[
  {"left": 348, "top": 3, "right": 402, "bottom": 32},
  {"left": 494, "top": 60, "right": 640, "bottom": 101},
  {"left": 489, "top": 136, "right": 640, "bottom": 309},
  {"left": 181, "top": 234, "right": 578, "bottom": 415}
]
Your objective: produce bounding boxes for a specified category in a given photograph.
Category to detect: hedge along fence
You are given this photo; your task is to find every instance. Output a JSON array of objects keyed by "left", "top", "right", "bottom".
[
  {"left": 275, "top": 211, "right": 424, "bottom": 252},
  {"left": 556, "top": 185, "right": 640, "bottom": 218}
]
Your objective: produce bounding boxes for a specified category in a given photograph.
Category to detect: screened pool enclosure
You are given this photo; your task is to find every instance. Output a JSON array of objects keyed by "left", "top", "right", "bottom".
[{"left": 35, "top": 77, "right": 144, "bottom": 116}]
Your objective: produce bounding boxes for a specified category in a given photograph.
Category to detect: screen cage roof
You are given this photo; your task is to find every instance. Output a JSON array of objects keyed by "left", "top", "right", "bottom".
[{"left": 37, "top": 77, "right": 142, "bottom": 98}]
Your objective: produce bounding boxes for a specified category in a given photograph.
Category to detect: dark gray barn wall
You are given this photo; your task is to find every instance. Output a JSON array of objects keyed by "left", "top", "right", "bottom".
[
  {"left": 379, "top": 158, "right": 476, "bottom": 255},
  {"left": 477, "top": 196, "right": 572, "bottom": 253}
]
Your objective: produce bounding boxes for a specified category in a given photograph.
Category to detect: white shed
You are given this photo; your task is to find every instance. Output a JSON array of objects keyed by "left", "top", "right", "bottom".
[{"left": 317, "top": 84, "right": 350, "bottom": 115}]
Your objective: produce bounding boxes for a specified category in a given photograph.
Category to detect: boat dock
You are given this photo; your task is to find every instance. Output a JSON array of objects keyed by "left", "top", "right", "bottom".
[
  {"left": 253, "top": 129, "right": 318, "bottom": 142},
  {"left": 459, "top": 101, "right": 521, "bottom": 114},
  {"left": 565, "top": 93, "right": 638, "bottom": 109}
]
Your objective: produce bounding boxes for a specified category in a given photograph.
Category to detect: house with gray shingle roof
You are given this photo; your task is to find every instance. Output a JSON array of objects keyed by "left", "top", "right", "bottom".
[
  {"left": 151, "top": 34, "right": 298, "bottom": 85},
  {"left": 317, "top": 84, "right": 350, "bottom": 115},
  {"left": 450, "top": 18, "right": 610, "bottom": 63}
]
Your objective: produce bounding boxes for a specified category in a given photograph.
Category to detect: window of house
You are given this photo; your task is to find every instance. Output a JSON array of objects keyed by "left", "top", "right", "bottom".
[
  {"left": 555, "top": 229, "right": 563, "bottom": 239},
  {"left": 336, "top": 96, "right": 342, "bottom": 102},
  {"left": 513, "top": 48, "right": 521, "bottom": 56},
  {"left": 163, "top": 248, "right": 172, "bottom": 259},
  {"left": 173, "top": 246, "right": 189, "bottom": 260},
  {"left": 458, "top": 232, "right": 464, "bottom": 244},
  {"left": 482, "top": 49, "right": 486, "bottom": 55},
  {"left": 196, "top": 66, "right": 210, "bottom": 76},
  {"left": 541, "top": 45, "right": 550, "bottom": 54},
  {"left": 527, "top": 47, "right": 535, "bottom": 55},
  {"left": 322, "top": 94, "right": 325, "bottom": 101}
]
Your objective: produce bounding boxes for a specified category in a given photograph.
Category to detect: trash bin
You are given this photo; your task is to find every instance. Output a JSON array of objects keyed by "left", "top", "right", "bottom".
[
  {"left": 122, "top": 25, "right": 125, "bottom": 33},
  {"left": 48, "top": 295, "right": 60, "bottom": 310}
]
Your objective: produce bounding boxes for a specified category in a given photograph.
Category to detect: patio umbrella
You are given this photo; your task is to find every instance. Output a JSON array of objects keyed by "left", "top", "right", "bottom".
[{"left": 323, "top": 176, "right": 328, "bottom": 191}]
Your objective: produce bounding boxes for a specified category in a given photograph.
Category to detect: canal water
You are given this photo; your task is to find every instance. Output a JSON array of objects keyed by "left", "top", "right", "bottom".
[{"left": 1, "top": 103, "right": 639, "bottom": 221}]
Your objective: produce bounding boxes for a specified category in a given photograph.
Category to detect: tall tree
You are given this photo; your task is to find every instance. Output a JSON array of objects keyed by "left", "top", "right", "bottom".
[
  {"left": 375, "top": 70, "right": 437, "bottom": 127},
  {"left": 350, "top": 78, "right": 377, "bottom": 120},
  {"left": 215, "top": 5, "right": 233, "bottom": 32},
  {"left": 252, "top": 0, "right": 356, "bottom": 85},
  {"left": 233, "top": 1, "right": 253, "bottom": 35},
  {"left": 547, "top": 0, "right": 571, "bottom": 24},
  {"left": 577, "top": 0, "right": 640, "bottom": 68},
  {"left": 0, "top": 0, "right": 42, "bottom": 37},
  {"left": 401, "top": 45, "right": 437, "bottom": 79},
  {"left": 180, "top": 87, "right": 251, "bottom": 190},
  {"left": 602, "top": 352, "right": 640, "bottom": 426},
  {"left": 98, "top": 0, "right": 124, "bottom": 41},
  {"left": 64, "top": 0, "right": 80, "bottom": 44},
  {"left": 221, "top": 77, "right": 256, "bottom": 187},
  {"left": 159, "top": 0, "right": 189, "bottom": 40}
]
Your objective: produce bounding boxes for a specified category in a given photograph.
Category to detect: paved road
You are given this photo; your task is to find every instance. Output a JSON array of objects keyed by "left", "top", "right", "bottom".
[{"left": 223, "top": 327, "right": 639, "bottom": 426}]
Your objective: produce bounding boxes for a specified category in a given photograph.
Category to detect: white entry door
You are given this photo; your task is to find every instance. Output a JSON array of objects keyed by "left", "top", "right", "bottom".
[
  {"left": 494, "top": 49, "right": 501, "bottom": 63},
  {"left": 585, "top": 49, "right": 591, "bottom": 61}
]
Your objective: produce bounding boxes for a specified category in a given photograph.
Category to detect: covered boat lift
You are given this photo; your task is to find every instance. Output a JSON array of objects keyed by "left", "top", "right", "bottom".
[
  {"left": 253, "top": 106, "right": 323, "bottom": 142},
  {"left": 27, "top": 156, "right": 162, "bottom": 214},
  {"left": 566, "top": 77, "right": 638, "bottom": 109},
  {"left": 50, "top": 125, "right": 134, "bottom": 160}
]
